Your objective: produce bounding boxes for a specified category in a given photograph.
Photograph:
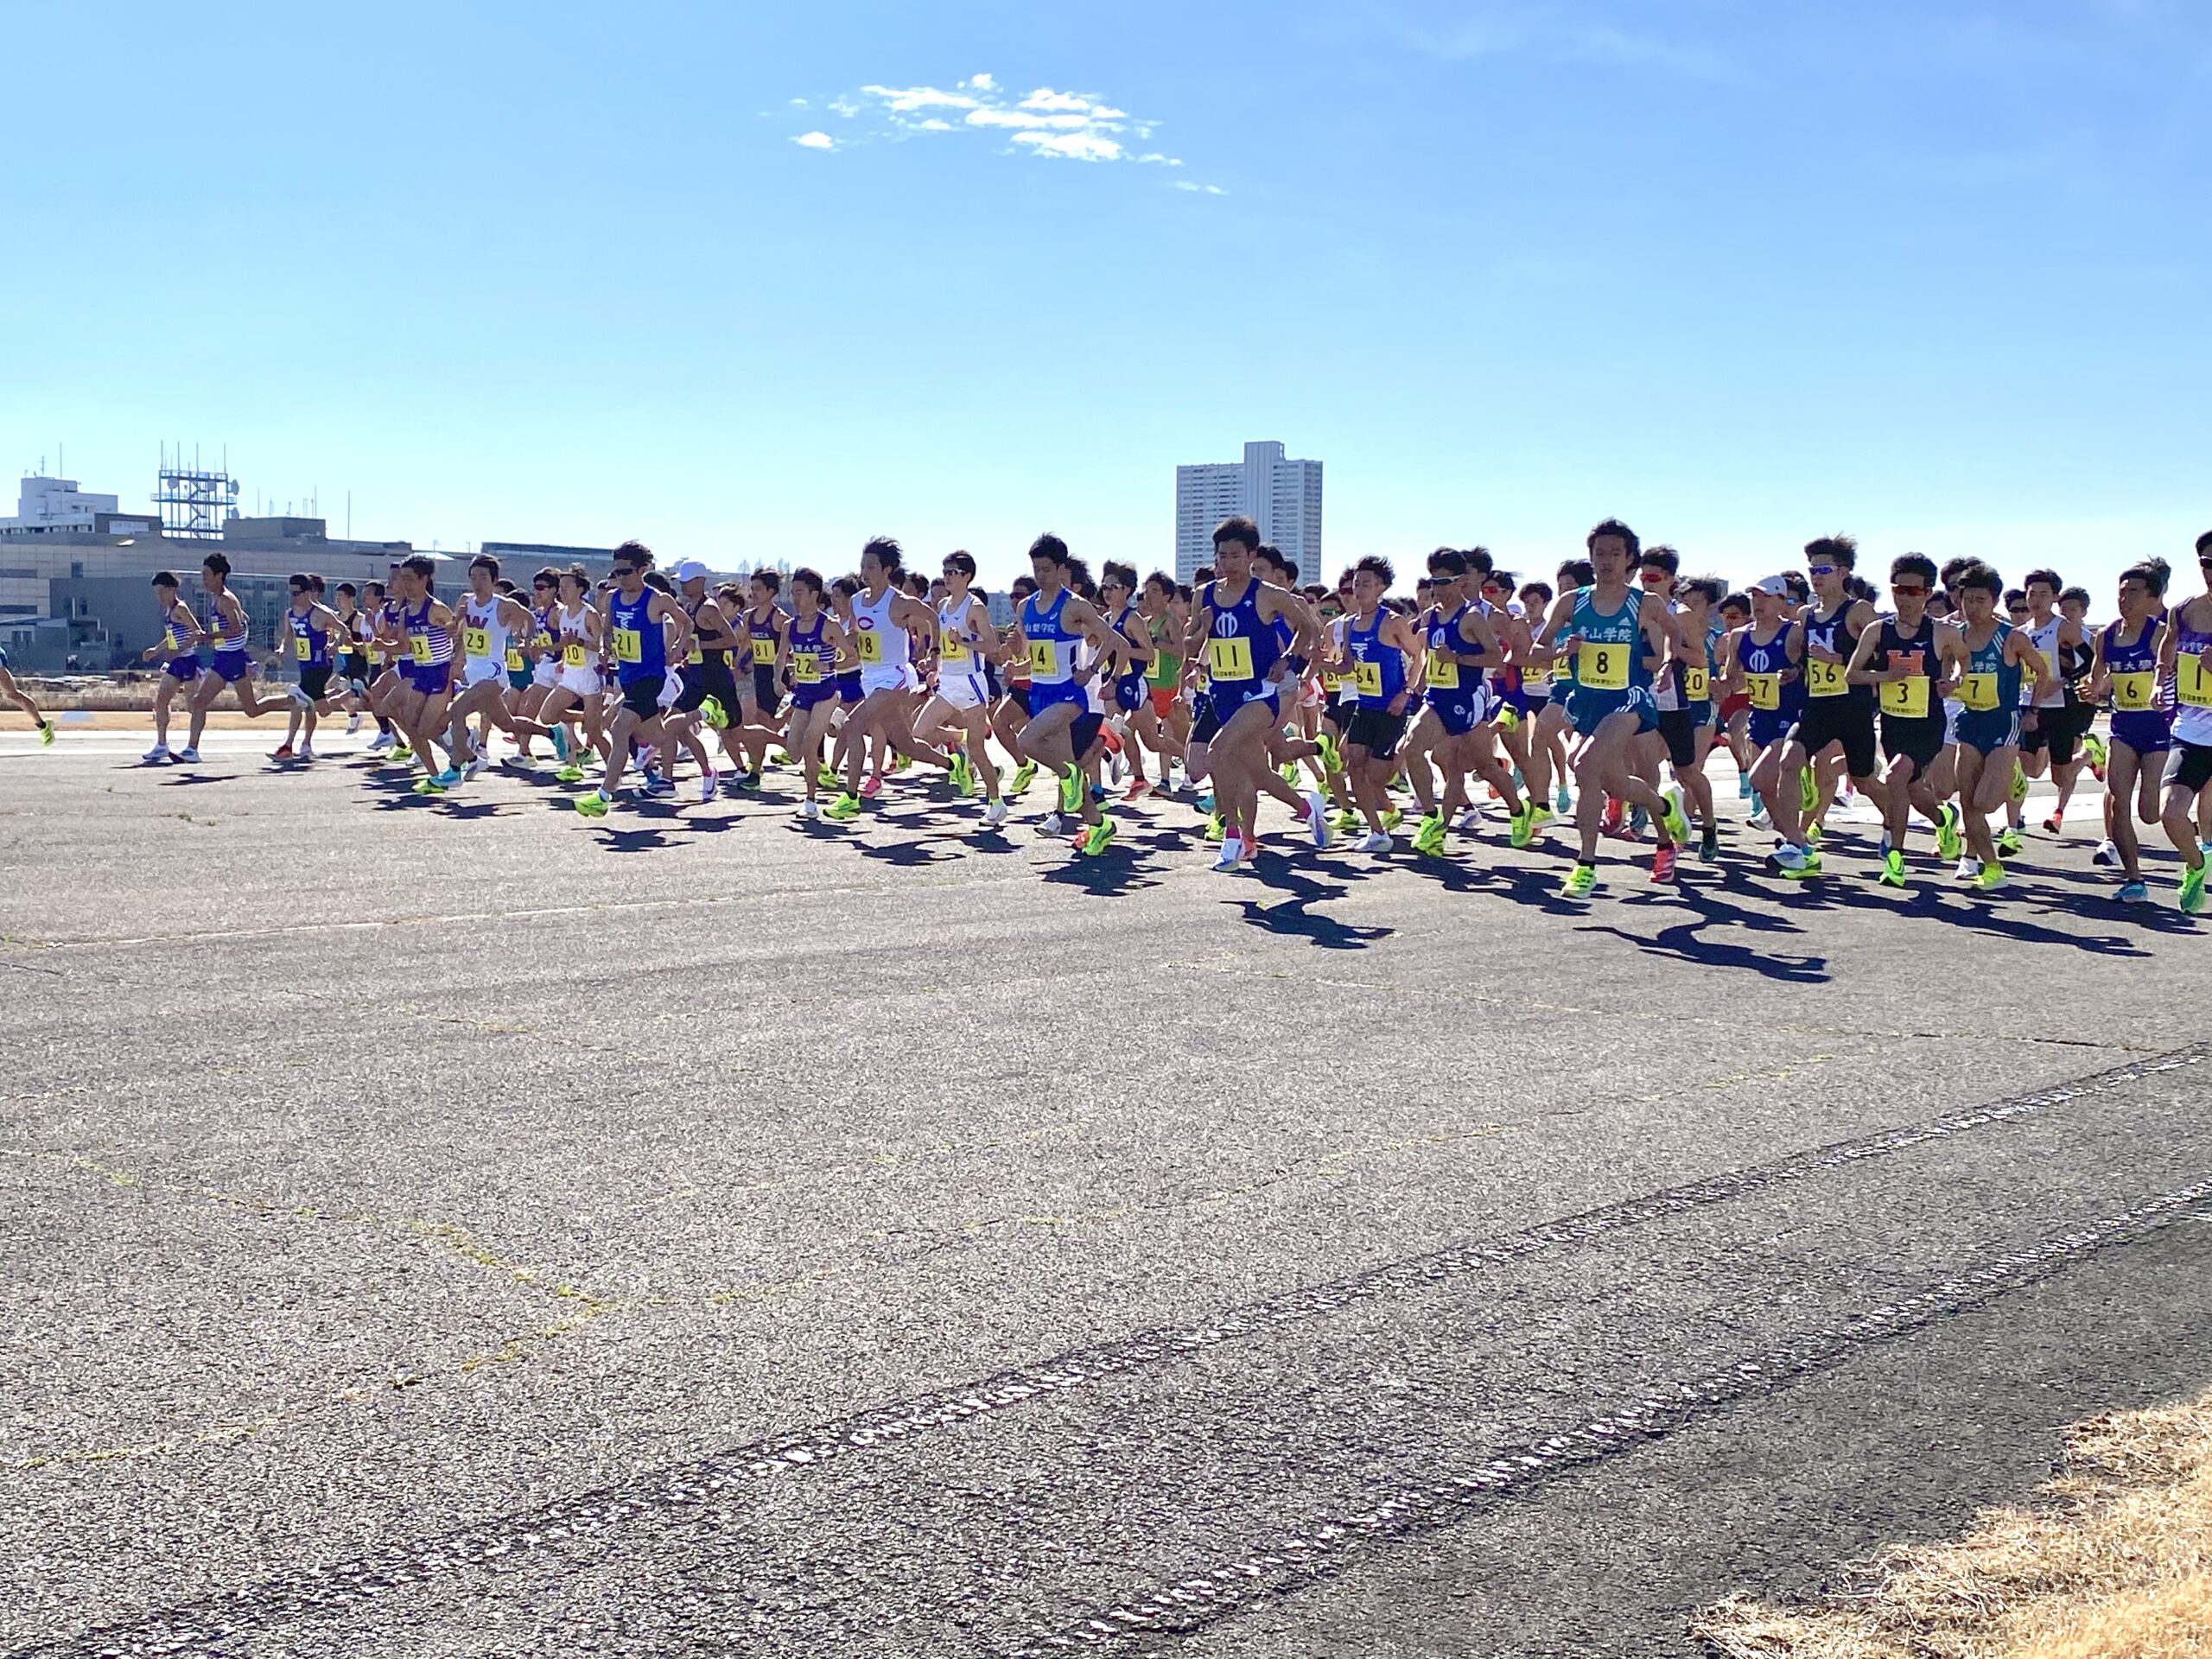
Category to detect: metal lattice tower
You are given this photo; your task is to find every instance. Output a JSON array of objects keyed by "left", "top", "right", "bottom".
[{"left": 154, "top": 442, "right": 239, "bottom": 540}]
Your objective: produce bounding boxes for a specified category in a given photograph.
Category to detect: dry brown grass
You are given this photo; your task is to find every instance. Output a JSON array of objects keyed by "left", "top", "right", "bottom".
[{"left": 1694, "top": 1389, "right": 2212, "bottom": 1659}]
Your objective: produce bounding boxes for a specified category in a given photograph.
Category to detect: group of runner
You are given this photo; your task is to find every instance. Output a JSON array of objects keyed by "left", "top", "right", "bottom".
[{"left": 70, "top": 518, "right": 2212, "bottom": 912}]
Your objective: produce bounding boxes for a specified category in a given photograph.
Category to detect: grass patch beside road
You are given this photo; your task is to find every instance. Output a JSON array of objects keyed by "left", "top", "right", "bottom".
[{"left": 1698, "top": 1387, "right": 2212, "bottom": 1658}]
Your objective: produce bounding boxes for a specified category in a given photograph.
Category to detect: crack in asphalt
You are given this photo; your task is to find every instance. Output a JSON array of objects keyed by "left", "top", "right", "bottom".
[{"left": 16, "top": 1044, "right": 2202, "bottom": 1658}]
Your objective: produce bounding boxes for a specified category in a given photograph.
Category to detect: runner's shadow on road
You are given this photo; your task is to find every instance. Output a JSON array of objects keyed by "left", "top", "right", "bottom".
[
  {"left": 858, "top": 837, "right": 961, "bottom": 867},
  {"left": 594, "top": 826, "right": 679, "bottom": 853},
  {"left": 1039, "top": 847, "right": 1164, "bottom": 897},
  {"left": 1768, "top": 874, "right": 2151, "bottom": 958},
  {"left": 1580, "top": 916, "right": 1829, "bottom": 982},
  {"left": 1230, "top": 861, "right": 1393, "bottom": 949},
  {"left": 154, "top": 772, "right": 238, "bottom": 786}
]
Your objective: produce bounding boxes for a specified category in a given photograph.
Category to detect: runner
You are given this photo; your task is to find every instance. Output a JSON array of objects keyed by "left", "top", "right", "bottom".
[
  {"left": 386, "top": 554, "right": 463, "bottom": 791},
  {"left": 910, "top": 550, "right": 1009, "bottom": 827},
  {"left": 735, "top": 569, "right": 791, "bottom": 785},
  {"left": 137, "top": 569, "right": 204, "bottom": 761},
  {"left": 2154, "top": 532, "right": 2212, "bottom": 914},
  {"left": 2084, "top": 560, "right": 2171, "bottom": 902},
  {"left": 1845, "top": 552, "right": 1966, "bottom": 887},
  {"left": 1948, "top": 562, "right": 2053, "bottom": 890},
  {"left": 1332, "top": 556, "right": 1422, "bottom": 852},
  {"left": 444, "top": 555, "right": 553, "bottom": 781},
  {"left": 2016, "top": 568, "right": 2092, "bottom": 836},
  {"left": 824, "top": 538, "right": 953, "bottom": 820},
  {"left": 182, "top": 551, "right": 293, "bottom": 756},
  {"left": 574, "top": 543, "right": 697, "bottom": 818},
  {"left": 1723, "top": 575, "right": 1814, "bottom": 875},
  {"left": 782, "top": 568, "right": 852, "bottom": 821},
  {"left": 1010, "top": 533, "right": 1123, "bottom": 855},
  {"left": 1658, "top": 571, "right": 1724, "bottom": 862},
  {"left": 666, "top": 558, "right": 746, "bottom": 800},
  {"left": 272, "top": 574, "right": 356, "bottom": 761},
  {"left": 1785, "top": 535, "right": 1890, "bottom": 867}
]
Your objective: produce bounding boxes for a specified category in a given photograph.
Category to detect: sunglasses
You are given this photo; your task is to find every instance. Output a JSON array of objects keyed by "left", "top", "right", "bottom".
[
  {"left": 611, "top": 567, "right": 637, "bottom": 578},
  {"left": 1808, "top": 564, "right": 1837, "bottom": 577},
  {"left": 1637, "top": 569, "right": 1669, "bottom": 582},
  {"left": 1891, "top": 583, "right": 1928, "bottom": 597}
]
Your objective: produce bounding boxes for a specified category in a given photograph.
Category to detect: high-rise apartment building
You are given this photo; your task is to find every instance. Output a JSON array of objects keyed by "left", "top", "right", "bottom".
[{"left": 1174, "top": 441, "right": 1323, "bottom": 584}]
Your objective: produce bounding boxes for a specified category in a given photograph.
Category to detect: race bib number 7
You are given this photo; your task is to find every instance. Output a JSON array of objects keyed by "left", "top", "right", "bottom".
[{"left": 1958, "top": 671, "right": 1999, "bottom": 712}]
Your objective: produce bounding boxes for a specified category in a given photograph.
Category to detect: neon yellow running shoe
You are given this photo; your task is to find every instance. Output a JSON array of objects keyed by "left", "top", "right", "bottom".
[
  {"left": 554, "top": 764, "right": 586, "bottom": 784},
  {"left": 1010, "top": 760, "right": 1037, "bottom": 797},
  {"left": 1205, "top": 813, "right": 1225, "bottom": 843},
  {"left": 1058, "top": 763, "right": 1084, "bottom": 813},
  {"left": 823, "top": 792, "right": 861, "bottom": 821},
  {"left": 1380, "top": 808, "right": 1403, "bottom": 831},
  {"left": 1080, "top": 818, "right": 1116, "bottom": 856},
  {"left": 1413, "top": 813, "right": 1446, "bottom": 855},
  {"left": 1879, "top": 849, "right": 1906, "bottom": 888},
  {"left": 573, "top": 790, "right": 609, "bottom": 817},
  {"left": 1315, "top": 732, "right": 1344, "bottom": 775},
  {"left": 1974, "top": 860, "right": 2008, "bottom": 892},
  {"left": 1561, "top": 861, "right": 1598, "bottom": 899},
  {"left": 1934, "top": 802, "right": 1962, "bottom": 862},
  {"left": 2181, "top": 863, "right": 2207, "bottom": 915},
  {"left": 1509, "top": 804, "right": 1538, "bottom": 849},
  {"left": 2009, "top": 762, "right": 2031, "bottom": 805},
  {"left": 37, "top": 719, "right": 55, "bottom": 747},
  {"left": 1660, "top": 787, "right": 1690, "bottom": 847},
  {"left": 700, "top": 696, "right": 728, "bottom": 732}
]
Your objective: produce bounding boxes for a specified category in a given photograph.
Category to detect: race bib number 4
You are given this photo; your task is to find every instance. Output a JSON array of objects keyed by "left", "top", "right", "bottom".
[
  {"left": 2111, "top": 670, "right": 2155, "bottom": 712},
  {"left": 1028, "top": 639, "right": 1060, "bottom": 678},
  {"left": 1578, "top": 641, "right": 1629, "bottom": 691},
  {"left": 1207, "top": 637, "right": 1254, "bottom": 681},
  {"left": 613, "top": 627, "right": 642, "bottom": 664},
  {"left": 1958, "top": 671, "right": 1999, "bottom": 712},
  {"left": 2178, "top": 652, "right": 2212, "bottom": 709},
  {"left": 1806, "top": 658, "right": 1847, "bottom": 698},
  {"left": 1745, "top": 671, "right": 1781, "bottom": 711}
]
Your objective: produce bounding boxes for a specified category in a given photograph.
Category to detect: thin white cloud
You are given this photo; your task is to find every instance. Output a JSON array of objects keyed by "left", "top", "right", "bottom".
[
  {"left": 785, "top": 72, "right": 1210, "bottom": 188},
  {"left": 1173, "top": 181, "right": 1228, "bottom": 195}
]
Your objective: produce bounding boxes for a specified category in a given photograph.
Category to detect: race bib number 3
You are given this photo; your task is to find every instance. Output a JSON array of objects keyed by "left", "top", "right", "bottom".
[
  {"left": 1880, "top": 677, "right": 1930, "bottom": 720},
  {"left": 1354, "top": 660, "right": 1383, "bottom": 697},
  {"left": 613, "top": 627, "right": 642, "bottom": 664},
  {"left": 1806, "top": 658, "right": 1847, "bottom": 698},
  {"left": 1958, "top": 671, "right": 1999, "bottom": 712},
  {"left": 1577, "top": 641, "right": 1629, "bottom": 691},
  {"left": 752, "top": 638, "right": 777, "bottom": 664},
  {"left": 1207, "top": 637, "right": 1254, "bottom": 681},
  {"left": 855, "top": 630, "right": 882, "bottom": 664},
  {"left": 463, "top": 626, "right": 491, "bottom": 658},
  {"left": 2111, "top": 670, "right": 2155, "bottom": 712},
  {"left": 1745, "top": 671, "right": 1781, "bottom": 712},
  {"left": 2178, "top": 652, "right": 2212, "bottom": 709}
]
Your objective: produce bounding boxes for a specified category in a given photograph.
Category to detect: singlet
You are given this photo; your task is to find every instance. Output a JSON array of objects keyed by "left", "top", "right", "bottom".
[
  {"left": 1802, "top": 599, "right": 1871, "bottom": 706},
  {"left": 849, "top": 585, "right": 909, "bottom": 673},
  {"left": 938, "top": 594, "right": 982, "bottom": 677},
  {"left": 1735, "top": 622, "right": 1801, "bottom": 721},
  {"left": 747, "top": 604, "right": 783, "bottom": 668},
  {"left": 2101, "top": 618, "right": 2163, "bottom": 720},
  {"left": 1111, "top": 605, "right": 1148, "bottom": 696},
  {"left": 285, "top": 607, "right": 328, "bottom": 667},
  {"left": 159, "top": 601, "right": 194, "bottom": 656},
  {"left": 1020, "top": 588, "right": 1079, "bottom": 687},
  {"left": 2173, "top": 607, "right": 2212, "bottom": 746},
  {"left": 1147, "top": 613, "right": 1183, "bottom": 690},
  {"left": 461, "top": 594, "right": 509, "bottom": 671},
  {"left": 1957, "top": 620, "right": 2022, "bottom": 718},
  {"left": 685, "top": 596, "right": 729, "bottom": 670},
  {"left": 2024, "top": 614, "right": 2066, "bottom": 709},
  {"left": 1567, "top": 588, "right": 1649, "bottom": 695},
  {"left": 205, "top": 593, "right": 245, "bottom": 653},
  {"left": 1423, "top": 605, "right": 1471, "bottom": 698},
  {"left": 556, "top": 602, "right": 594, "bottom": 671},
  {"left": 1200, "top": 579, "right": 1282, "bottom": 689},
  {"left": 403, "top": 598, "right": 453, "bottom": 672},
  {"left": 1345, "top": 609, "right": 1404, "bottom": 710},
  {"left": 2058, "top": 628, "right": 2094, "bottom": 709},
  {"left": 607, "top": 588, "right": 665, "bottom": 684},
  {"left": 1872, "top": 613, "right": 1942, "bottom": 721},
  {"left": 787, "top": 611, "right": 830, "bottom": 688}
]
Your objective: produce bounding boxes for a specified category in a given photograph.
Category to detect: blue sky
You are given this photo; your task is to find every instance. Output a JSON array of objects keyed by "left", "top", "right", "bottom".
[{"left": 5, "top": 1, "right": 2207, "bottom": 594}]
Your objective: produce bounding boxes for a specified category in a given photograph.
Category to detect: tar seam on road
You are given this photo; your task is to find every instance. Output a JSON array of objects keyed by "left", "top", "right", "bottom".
[{"left": 17, "top": 1044, "right": 2205, "bottom": 1659}]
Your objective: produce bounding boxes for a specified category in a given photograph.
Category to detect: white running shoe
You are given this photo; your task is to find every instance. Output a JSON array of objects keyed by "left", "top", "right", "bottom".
[
  {"left": 345, "top": 713, "right": 362, "bottom": 735},
  {"left": 982, "top": 799, "right": 1009, "bottom": 829},
  {"left": 699, "top": 771, "right": 718, "bottom": 804},
  {"left": 285, "top": 684, "right": 312, "bottom": 709},
  {"left": 141, "top": 744, "right": 170, "bottom": 763},
  {"left": 176, "top": 746, "right": 200, "bottom": 764},
  {"left": 1955, "top": 855, "right": 1981, "bottom": 881},
  {"left": 365, "top": 732, "right": 393, "bottom": 753},
  {"left": 798, "top": 799, "right": 821, "bottom": 820},
  {"left": 1039, "top": 812, "right": 1064, "bottom": 836},
  {"left": 1357, "top": 830, "right": 1393, "bottom": 853},
  {"left": 2091, "top": 839, "right": 2120, "bottom": 868},
  {"left": 461, "top": 756, "right": 484, "bottom": 782},
  {"left": 1454, "top": 808, "right": 1482, "bottom": 833},
  {"left": 1773, "top": 844, "right": 1808, "bottom": 873},
  {"left": 1211, "top": 835, "right": 1244, "bottom": 872},
  {"left": 1305, "top": 791, "right": 1332, "bottom": 849},
  {"left": 298, "top": 743, "right": 316, "bottom": 762}
]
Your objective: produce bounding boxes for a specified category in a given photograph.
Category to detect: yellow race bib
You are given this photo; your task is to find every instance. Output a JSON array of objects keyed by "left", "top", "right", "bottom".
[
  {"left": 410, "top": 636, "right": 433, "bottom": 665},
  {"left": 563, "top": 642, "right": 587, "bottom": 669},
  {"left": 1427, "top": 655, "right": 1461, "bottom": 690},
  {"left": 791, "top": 650, "right": 821, "bottom": 684},
  {"left": 751, "top": 638, "right": 777, "bottom": 665},
  {"left": 463, "top": 626, "right": 491, "bottom": 658},
  {"left": 505, "top": 648, "right": 524, "bottom": 672},
  {"left": 1745, "top": 671, "right": 1781, "bottom": 711},
  {"left": 1029, "top": 639, "right": 1060, "bottom": 678},
  {"left": 855, "top": 630, "right": 882, "bottom": 664},
  {"left": 2111, "top": 670, "right": 2155, "bottom": 712},
  {"left": 687, "top": 645, "right": 703, "bottom": 664},
  {"left": 1578, "top": 640, "right": 1630, "bottom": 691},
  {"left": 2178, "top": 652, "right": 2212, "bottom": 709},
  {"left": 1958, "top": 671, "right": 1999, "bottom": 712},
  {"left": 613, "top": 627, "right": 641, "bottom": 664},
  {"left": 1681, "top": 664, "right": 1710, "bottom": 702},
  {"left": 1880, "top": 677, "right": 1930, "bottom": 720},
  {"left": 1354, "top": 660, "right": 1383, "bottom": 697},
  {"left": 1522, "top": 660, "right": 1553, "bottom": 686},
  {"left": 1207, "top": 637, "right": 1253, "bottom": 681},
  {"left": 1806, "top": 658, "right": 1847, "bottom": 698},
  {"left": 939, "top": 629, "right": 972, "bottom": 669},
  {"left": 293, "top": 636, "right": 312, "bottom": 660}
]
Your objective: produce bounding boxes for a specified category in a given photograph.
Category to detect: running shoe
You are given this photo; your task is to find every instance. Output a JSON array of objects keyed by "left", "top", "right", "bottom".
[
  {"left": 389, "top": 745, "right": 412, "bottom": 764},
  {"left": 1975, "top": 861, "right": 2008, "bottom": 892},
  {"left": 823, "top": 792, "right": 861, "bottom": 821},
  {"left": 142, "top": 744, "right": 170, "bottom": 764},
  {"left": 1736, "top": 770, "right": 1751, "bottom": 801},
  {"left": 555, "top": 765, "right": 587, "bottom": 784},
  {"left": 2009, "top": 762, "right": 2031, "bottom": 805},
  {"left": 1315, "top": 732, "right": 1344, "bottom": 776},
  {"left": 887, "top": 753, "right": 912, "bottom": 773},
  {"left": 1773, "top": 844, "right": 1809, "bottom": 874},
  {"left": 699, "top": 771, "right": 718, "bottom": 804},
  {"left": 284, "top": 684, "right": 312, "bottom": 710},
  {"left": 1280, "top": 760, "right": 1301, "bottom": 788},
  {"left": 1039, "top": 812, "right": 1065, "bottom": 836},
  {"left": 1797, "top": 767, "right": 1818, "bottom": 817},
  {"left": 1412, "top": 812, "right": 1447, "bottom": 855},
  {"left": 1784, "top": 850, "right": 1824, "bottom": 881},
  {"left": 2082, "top": 731, "right": 2107, "bottom": 779},
  {"left": 1304, "top": 791, "right": 1332, "bottom": 849},
  {"left": 1196, "top": 791, "right": 1217, "bottom": 815},
  {"left": 1211, "top": 835, "right": 1244, "bottom": 873},
  {"left": 1332, "top": 810, "right": 1360, "bottom": 836},
  {"left": 1080, "top": 818, "right": 1116, "bottom": 856},
  {"left": 949, "top": 748, "right": 975, "bottom": 798},
  {"left": 366, "top": 733, "right": 394, "bottom": 753},
  {"left": 1356, "top": 830, "right": 1392, "bottom": 853},
  {"left": 798, "top": 798, "right": 822, "bottom": 820},
  {"left": 175, "top": 746, "right": 200, "bottom": 764},
  {"left": 1009, "top": 760, "right": 1037, "bottom": 797},
  {"left": 1599, "top": 797, "right": 1625, "bottom": 837},
  {"left": 982, "top": 799, "right": 1009, "bottom": 829},
  {"left": 1879, "top": 849, "right": 1906, "bottom": 888},
  {"left": 1057, "top": 764, "right": 1084, "bottom": 814},
  {"left": 701, "top": 696, "right": 728, "bottom": 731},
  {"left": 2117, "top": 879, "right": 2149, "bottom": 904},
  {"left": 574, "top": 790, "right": 611, "bottom": 817},
  {"left": 461, "top": 757, "right": 484, "bottom": 783},
  {"left": 1560, "top": 861, "right": 1598, "bottom": 899},
  {"left": 817, "top": 765, "right": 840, "bottom": 789},
  {"left": 2042, "top": 811, "right": 2063, "bottom": 834},
  {"left": 2183, "top": 864, "right": 2208, "bottom": 916},
  {"left": 1381, "top": 808, "right": 1403, "bottom": 830},
  {"left": 1205, "top": 814, "right": 1225, "bottom": 843},
  {"left": 734, "top": 770, "right": 761, "bottom": 791},
  {"left": 345, "top": 713, "right": 362, "bottom": 735},
  {"left": 1508, "top": 803, "right": 1538, "bottom": 849},
  {"left": 1554, "top": 783, "right": 1573, "bottom": 815},
  {"left": 858, "top": 774, "right": 883, "bottom": 800},
  {"left": 1996, "top": 827, "right": 2024, "bottom": 857},
  {"left": 1804, "top": 822, "right": 1822, "bottom": 846},
  {"left": 1660, "top": 787, "right": 1690, "bottom": 847},
  {"left": 298, "top": 744, "right": 316, "bottom": 762},
  {"left": 1650, "top": 842, "right": 1677, "bottom": 883},
  {"left": 771, "top": 749, "right": 794, "bottom": 766},
  {"left": 412, "top": 776, "right": 447, "bottom": 796},
  {"left": 1955, "top": 855, "right": 1981, "bottom": 881},
  {"left": 2091, "top": 839, "right": 2120, "bottom": 868},
  {"left": 1122, "top": 778, "right": 1151, "bottom": 803},
  {"left": 434, "top": 767, "right": 464, "bottom": 788},
  {"left": 1697, "top": 830, "right": 1719, "bottom": 863},
  {"left": 270, "top": 743, "right": 296, "bottom": 761},
  {"left": 1935, "top": 803, "right": 1963, "bottom": 862}
]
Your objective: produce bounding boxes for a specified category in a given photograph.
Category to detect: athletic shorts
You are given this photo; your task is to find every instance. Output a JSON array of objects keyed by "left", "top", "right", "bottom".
[
  {"left": 1955, "top": 709, "right": 2019, "bottom": 757},
  {"left": 1114, "top": 674, "right": 1146, "bottom": 715},
  {"left": 677, "top": 662, "right": 740, "bottom": 715},
  {"left": 2162, "top": 741, "right": 2212, "bottom": 794},
  {"left": 1072, "top": 711, "right": 1104, "bottom": 758},
  {"left": 1793, "top": 696, "right": 1878, "bottom": 779},
  {"left": 557, "top": 664, "right": 601, "bottom": 698},
  {"left": 2022, "top": 701, "right": 2094, "bottom": 765},
  {"left": 1568, "top": 684, "right": 1658, "bottom": 741},
  {"left": 1003, "top": 683, "right": 1033, "bottom": 719},
  {"left": 2112, "top": 709, "right": 2173, "bottom": 758},
  {"left": 1205, "top": 678, "right": 1279, "bottom": 731},
  {"left": 460, "top": 658, "right": 504, "bottom": 690},
  {"left": 939, "top": 671, "right": 989, "bottom": 711},
  {"left": 1025, "top": 680, "right": 1087, "bottom": 722},
  {"left": 620, "top": 673, "right": 667, "bottom": 721},
  {"left": 1880, "top": 713, "right": 1947, "bottom": 774},
  {"left": 1748, "top": 708, "right": 1796, "bottom": 750},
  {"left": 836, "top": 672, "right": 863, "bottom": 707},
  {"left": 402, "top": 664, "right": 450, "bottom": 697},
  {"left": 1148, "top": 686, "right": 1177, "bottom": 719},
  {"left": 161, "top": 654, "right": 201, "bottom": 682},
  {"left": 790, "top": 681, "right": 836, "bottom": 713},
  {"left": 1427, "top": 684, "right": 1493, "bottom": 738},
  {"left": 1656, "top": 707, "right": 1699, "bottom": 770},
  {"left": 1344, "top": 706, "right": 1408, "bottom": 760},
  {"left": 860, "top": 663, "right": 917, "bottom": 697},
  {"left": 343, "top": 652, "right": 370, "bottom": 684},
  {"left": 211, "top": 649, "right": 253, "bottom": 683},
  {"left": 300, "top": 664, "right": 334, "bottom": 702}
]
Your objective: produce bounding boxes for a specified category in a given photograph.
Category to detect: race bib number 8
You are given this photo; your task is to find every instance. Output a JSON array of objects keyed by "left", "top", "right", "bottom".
[
  {"left": 2178, "top": 652, "right": 2212, "bottom": 709},
  {"left": 1806, "top": 658, "right": 1847, "bottom": 698},
  {"left": 752, "top": 638, "right": 777, "bottom": 664},
  {"left": 613, "top": 627, "right": 642, "bottom": 664},
  {"left": 792, "top": 651, "right": 821, "bottom": 684},
  {"left": 1745, "top": 671, "right": 1781, "bottom": 711},
  {"left": 1958, "top": 671, "right": 1999, "bottom": 712},
  {"left": 1208, "top": 637, "right": 1254, "bottom": 681},
  {"left": 1578, "top": 641, "right": 1629, "bottom": 691},
  {"left": 1880, "top": 677, "right": 1929, "bottom": 720},
  {"left": 463, "top": 626, "right": 491, "bottom": 658},
  {"left": 1354, "top": 661, "right": 1383, "bottom": 697},
  {"left": 563, "top": 643, "right": 588, "bottom": 669},
  {"left": 855, "top": 630, "right": 882, "bottom": 664},
  {"left": 2111, "top": 670, "right": 2155, "bottom": 712}
]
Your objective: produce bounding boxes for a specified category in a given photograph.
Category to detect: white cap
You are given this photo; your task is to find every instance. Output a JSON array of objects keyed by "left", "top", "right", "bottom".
[
  {"left": 1751, "top": 574, "right": 1794, "bottom": 597},
  {"left": 670, "top": 559, "right": 711, "bottom": 583}
]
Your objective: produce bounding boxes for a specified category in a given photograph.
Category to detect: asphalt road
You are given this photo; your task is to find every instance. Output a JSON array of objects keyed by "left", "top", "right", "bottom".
[{"left": 2, "top": 729, "right": 2207, "bottom": 1657}]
